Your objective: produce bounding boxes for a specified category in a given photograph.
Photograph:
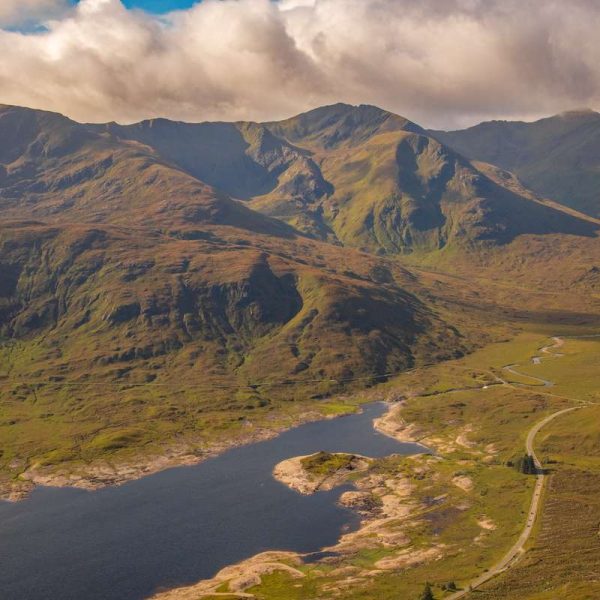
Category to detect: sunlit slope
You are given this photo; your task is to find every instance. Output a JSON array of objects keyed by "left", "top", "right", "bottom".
[
  {"left": 81, "top": 102, "right": 600, "bottom": 255},
  {"left": 253, "top": 107, "right": 595, "bottom": 253},
  {"left": 0, "top": 102, "right": 596, "bottom": 390}
]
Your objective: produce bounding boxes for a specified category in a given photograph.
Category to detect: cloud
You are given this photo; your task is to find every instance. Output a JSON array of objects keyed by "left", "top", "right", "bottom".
[
  {"left": 0, "top": 0, "right": 599, "bottom": 128},
  {"left": 0, "top": 0, "right": 72, "bottom": 28}
]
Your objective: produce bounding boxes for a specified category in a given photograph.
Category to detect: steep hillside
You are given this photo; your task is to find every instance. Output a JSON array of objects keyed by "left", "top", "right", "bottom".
[
  {"left": 254, "top": 106, "right": 597, "bottom": 253},
  {"left": 0, "top": 105, "right": 292, "bottom": 236},
  {"left": 0, "top": 218, "right": 470, "bottom": 497},
  {"left": 100, "top": 118, "right": 332, "bottom": 203},
  {"left": 98, "top": 103, "right": 597, "bottom": 255},
  {"left": 432, "top": 110, "right": 600, "bottom": 217}
]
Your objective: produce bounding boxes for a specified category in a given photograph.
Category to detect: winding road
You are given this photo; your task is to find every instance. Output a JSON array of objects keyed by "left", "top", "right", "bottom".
[
  {"left": 447, "top": 335, "right": 589, "bottom": 599},
  {"left": 500, "top": 337, "right": 565, "bottom": 387}
]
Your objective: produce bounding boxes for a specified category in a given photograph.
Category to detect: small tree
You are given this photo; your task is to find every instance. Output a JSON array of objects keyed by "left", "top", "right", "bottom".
[
  {"left": 420, "top": 582, "right": 435, "bottom": 600},
  {"left": 514, "top": 454, "right": 537, "bottom": 475}
]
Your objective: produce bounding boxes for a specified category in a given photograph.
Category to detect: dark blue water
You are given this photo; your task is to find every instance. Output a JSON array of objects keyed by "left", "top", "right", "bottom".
[{"left": 0, "top": 403, "right": 423, "bottom": 600}]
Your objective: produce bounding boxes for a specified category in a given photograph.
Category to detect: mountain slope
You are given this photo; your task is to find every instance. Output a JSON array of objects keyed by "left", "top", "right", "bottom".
[
  {"left": 432, "top": 110, "right": 600, "bottom": 217},
  {"left": 252, "top": 105, "right": 597, "bottom": 253},
  {"left": 80, "top": 103, "right": 599, "bottom": 255},
  {"left": 0, "top": 105, "right": 474, "bottom": 395},
  {"left": 0, "top": 220, "right": 462, "bottom": 385},
  {"left": 0, "top": 105, "right": 293, "bottom": 237}
]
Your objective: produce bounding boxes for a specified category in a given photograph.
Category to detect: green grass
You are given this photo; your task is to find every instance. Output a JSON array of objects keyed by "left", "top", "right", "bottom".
[{"left": 300, "top": 452, "right": 356, "bottom": 477}]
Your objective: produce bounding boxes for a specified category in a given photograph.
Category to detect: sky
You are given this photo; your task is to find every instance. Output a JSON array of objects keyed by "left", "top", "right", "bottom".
[
  {"left": 0, "top": 0, "right": 599, "bottom": 129},
  {"left": 122, "top": 1, "right": 198, "bottom": 12}
]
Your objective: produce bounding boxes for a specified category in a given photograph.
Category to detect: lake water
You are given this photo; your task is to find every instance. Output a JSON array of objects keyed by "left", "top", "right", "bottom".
[{"left": 0, "top": 402, "right": 424, "bottom": 600}]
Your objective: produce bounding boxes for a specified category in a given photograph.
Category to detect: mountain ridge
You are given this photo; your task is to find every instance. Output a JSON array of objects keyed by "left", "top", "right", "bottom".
[
  {"left": 82, "top": 103, "right": 598, "bottom": 254},
  {"left": 432, "top": 109, "right": 600, "bottom": 218}
]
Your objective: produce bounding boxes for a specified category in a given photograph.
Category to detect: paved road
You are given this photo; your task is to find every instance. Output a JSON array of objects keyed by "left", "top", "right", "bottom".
[{"left": 446, "top": 336, "right": 583, "bottom": 599}]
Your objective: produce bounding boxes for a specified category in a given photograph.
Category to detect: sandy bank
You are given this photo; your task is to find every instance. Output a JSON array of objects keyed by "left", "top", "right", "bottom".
[
  {"left": 2, "top": 409, "right": 335, "bottom": 502},
  {"left": 151, "top": 552, "right": 303, "bottom": 600},
  {"left": 373, "top": 401, "right": 427, "bottom": 444},
  {"left": 272, "top": 453, "right": 371, "bottom": 495}
]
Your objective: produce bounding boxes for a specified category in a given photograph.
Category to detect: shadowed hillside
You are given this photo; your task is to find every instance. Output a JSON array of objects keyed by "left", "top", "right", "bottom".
[
  {"left": 432, "top": 110, "right": 600, "bottom": 217},
  {"left": 0, "top": 105, "right": 294, "bottom": 237}
]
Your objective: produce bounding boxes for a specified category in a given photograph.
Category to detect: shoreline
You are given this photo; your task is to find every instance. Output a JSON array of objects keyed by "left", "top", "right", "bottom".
[
  {"left": 2, "top": 397, "right": 431, "bottom": 503},
  {"left": 148, "top": 401, "right": 438, "bottom": 600},
  {"left": 2, "top": 406, "right": 354, "bottom": 503},
  {"left": 3, "top": 399, "right": 444, "bottom": 600}
]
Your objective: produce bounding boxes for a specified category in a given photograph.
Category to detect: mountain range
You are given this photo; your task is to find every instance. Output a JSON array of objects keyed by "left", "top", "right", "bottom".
[{"left": 0, "top": 102, "right": 598, "bottom": 486}]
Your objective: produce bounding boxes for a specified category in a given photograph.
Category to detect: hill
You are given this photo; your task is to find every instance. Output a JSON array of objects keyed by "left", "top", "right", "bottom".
[
  {"left": 0, "top": 103, "right": 598, "bottom": 499},
  {"left": 432, "top": 109, "right": 600, "bottom": 218},
  {"left": 96, "top": 103, "right": 599, "bottom": 254}
]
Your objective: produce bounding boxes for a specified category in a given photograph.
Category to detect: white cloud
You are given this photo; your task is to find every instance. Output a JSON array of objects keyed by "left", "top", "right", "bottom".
[{"left": 0, "top": 0, "right": 599, "bottom": 128}]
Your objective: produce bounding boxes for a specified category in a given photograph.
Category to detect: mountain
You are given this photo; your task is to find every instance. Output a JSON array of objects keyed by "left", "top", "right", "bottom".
[
  {"left": 432, "top": 109, "right": 600, "bottom": 218},
  {"left": 0, "top": 104, "right": 473, "bottom": 388},
  {"left": 0, "top": 103, "right": 596, "bottom": 375},
  {"left": 0, "top": 103, "right": 598, "bottom": 495},
  {"left": 102, "top": 103, "right": 598, "bottom": 254},
  {"left": 0, "top": 104, "right": 293, "bottom": 236}
]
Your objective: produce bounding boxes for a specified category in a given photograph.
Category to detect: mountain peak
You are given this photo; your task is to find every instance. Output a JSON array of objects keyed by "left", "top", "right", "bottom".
[
  {"left": 267, "top": 102, "right": 422, "bottom": 149},
  {"left": 554, "top": 108, "right": 600, "bottom": 123},
  {"left": 433, "top": 109, "right": 600, "bottom": 217},
  {"left": 557, "top": 107, "right": 598, "bottom": 117}
]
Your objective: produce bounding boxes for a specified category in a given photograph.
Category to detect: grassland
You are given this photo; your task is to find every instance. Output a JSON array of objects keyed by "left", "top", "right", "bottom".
[
  {"left": 300, "top": 452, "right": 357, "bottom": 477},
  {"left": 468, "top": 337, "right": 600, "bottom": 600},
  {"left": 224, "top": 331, "right": 599, "bottom": 600}
]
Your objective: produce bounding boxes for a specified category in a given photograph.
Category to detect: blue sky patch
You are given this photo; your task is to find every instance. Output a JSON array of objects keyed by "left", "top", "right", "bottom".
[{"left": 122, "top": 0, "right": 200, "bottom": 13}]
